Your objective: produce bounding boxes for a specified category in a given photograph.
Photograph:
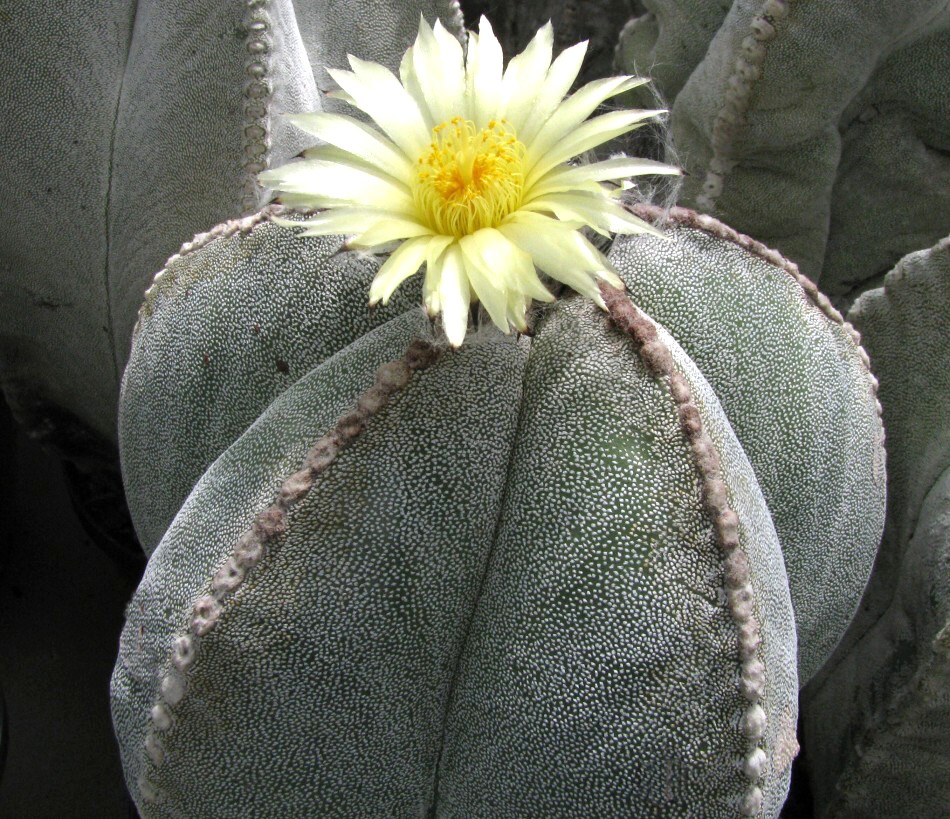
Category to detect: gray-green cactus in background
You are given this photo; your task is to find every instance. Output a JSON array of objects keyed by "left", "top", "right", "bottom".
[
  {"left": 111, "top": 206, "right": 883, "bottom": 816},
  {"left": 801, "top": 236, "right": 950, "bottom": 816},
  {"left": 615, "top": 0, "right": 950, "bottom": 304}
]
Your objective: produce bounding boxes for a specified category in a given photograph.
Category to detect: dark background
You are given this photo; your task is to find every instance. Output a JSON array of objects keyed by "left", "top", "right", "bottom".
[{"left": 0, "top": 399, "right": 138, "bottom": 816}]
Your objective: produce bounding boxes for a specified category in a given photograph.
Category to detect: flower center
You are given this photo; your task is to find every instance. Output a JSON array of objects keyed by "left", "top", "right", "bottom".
[{"left": 413, "top": 117, "right": 525, "bottom": 238}]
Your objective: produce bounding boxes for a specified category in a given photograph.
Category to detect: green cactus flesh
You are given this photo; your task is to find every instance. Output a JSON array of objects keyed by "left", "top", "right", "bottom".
[{"left": 112, "top": 208, "right": 886, "bottom": 815}]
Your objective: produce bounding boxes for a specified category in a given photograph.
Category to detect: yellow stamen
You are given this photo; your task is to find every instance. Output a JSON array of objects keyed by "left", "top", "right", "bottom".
[{"left": 412, "top": 118, "right": 525, "bottom": 238}]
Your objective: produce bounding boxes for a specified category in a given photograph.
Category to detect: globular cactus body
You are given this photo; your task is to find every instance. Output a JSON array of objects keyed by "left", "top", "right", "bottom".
[{"left": 112, "top": 206, "right": 884, "bottom": 815}]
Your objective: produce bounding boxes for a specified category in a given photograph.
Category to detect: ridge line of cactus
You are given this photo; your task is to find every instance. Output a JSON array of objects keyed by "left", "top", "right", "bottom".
[
  {"left": 601, "top": 283, "right": 770, "bottom": 816},
  {"left": 630, "top": 202, "right": 879, "bottom": 388},
  {"left": 241, "top": 0, "right": 272, "bottom": 214},
  {"left": 137, "top": 205, "right": 286, "bottom": 325},
  {"left": 694, "top": 0, "right": 792, "bottom": 215},
  {"left": 133, "top": 338, "right": 443, "bottom": 806}
]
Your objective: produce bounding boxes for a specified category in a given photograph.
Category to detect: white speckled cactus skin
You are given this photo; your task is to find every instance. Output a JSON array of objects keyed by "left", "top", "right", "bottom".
[
  {"left": 112, "top": 207, "right": 884, "bottom": 815},
  {"left": 610, "top": 206, "right": 886, "bottom": 684},
  {"left": 615, "top": 0, "right": 950, "bottom": 303}
]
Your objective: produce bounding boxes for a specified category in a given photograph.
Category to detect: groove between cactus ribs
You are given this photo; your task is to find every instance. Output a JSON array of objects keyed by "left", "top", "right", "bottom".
[
  {"left": 601, "top": 283, "right": 771, "bottom": 816},
  {"left": 695, "top": 0, "right": 793, "bottom": 216},
  {"left": 134, "top": 338, "right": 442, "bottom": 807}
]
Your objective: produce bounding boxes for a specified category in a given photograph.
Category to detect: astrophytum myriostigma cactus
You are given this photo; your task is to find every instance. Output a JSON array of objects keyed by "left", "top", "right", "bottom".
[
  {"left": 111, "top": 203, "right": 884, "bottom": 816},
  {"left": 615, "top": 0, "right": 950, "bottom": 302}
]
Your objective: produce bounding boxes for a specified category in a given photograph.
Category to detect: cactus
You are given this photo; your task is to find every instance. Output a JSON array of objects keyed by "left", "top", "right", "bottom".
[
  {"left": 615, "top": 0, "right": 950, "bottom": 303},
  {"left": 801, "top": 236, "right": 950, "bottom": 815},
  {"left": 111, "top": 205, "right": 883, "bottom": 815}
]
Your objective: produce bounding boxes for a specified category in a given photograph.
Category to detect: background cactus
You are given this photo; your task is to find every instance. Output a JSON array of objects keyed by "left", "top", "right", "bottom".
[
  {"left": 614, "top": 0, "right": 950, "bottom": 305},
  {"left": 0, "top": 0, "right": 462, "bottom": 507},
  {"left": 111, "top": 207, "right": 881, "bottom": 815},
  {"left": 801, "top": 236, "right": 950, "bottom": 815}
]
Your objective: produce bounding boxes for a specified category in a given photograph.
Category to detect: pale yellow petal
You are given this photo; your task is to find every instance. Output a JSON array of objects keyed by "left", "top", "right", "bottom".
[
  {"left": 398, "top": 45, "right": 434, "bottom": 128},
  {"left": 273, "top": 210, "right": 372, "bottom": 236},
  {"left": 261, "top": 159, "right": 415, "bottom": 214},
  {"left": 436, "top": 244, "right": 471, "bottom": 347},
  {"left": 505, "top": 290, "right": 532, "bottom": 333},
  {"left": 516, "top": 39, "right": 588, "bottom": 146},
  {"left": 289, "top": 112, "right": 412, "bottom": 181},
  {"left": 368, "top": 236, "right": 431, "bottom": 305},
  {"left": 522, "top": 191, "right": 666, "bottom": 238},
  {"left": 524, "top": 76, "right": 647, "bottom": 165},
  {"left": 299, "top": 145, "right": 407, "bottom": 190},
  {"left": 526, "top": 156, "right": 681, "bottom": 199},
  {"left": 424, "top": 256, "right": 442, "bottom": 315},
  {"left": 498, "top": 22, "right": 554, "bottom": 132},
  {"left": 423, "top": 235, "right": 457, "bottom": 315},
  {"left": 348, "top": 218, "right": 434, "bottom": 249},
  {"left": 462, "top": 227, "right": 553, "bottom": 302},
  {"left": 500, "top": 213, "right": 623, "bottom": 302},
  {"left": 458, "top": 231, "right": 511, "bottom": 332},
  {"left": 525, "top": 108, "right": 665, "bottom": 186},
  {"left": 328, "top": 60, "right": 429, "bottom": 157},
  {"left": 467, "top": 16, "right": 504, "bottom": 126},
  {"left": 410, "top": 17, "right": 466, "bottom": 127}
]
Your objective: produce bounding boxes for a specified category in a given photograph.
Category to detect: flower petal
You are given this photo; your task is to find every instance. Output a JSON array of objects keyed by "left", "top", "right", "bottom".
[
  {"left": 498, "top": 22, "right": 554, "bottom": 133},
  {"left": 327, "top": 59, "right": 429, "bottom": 157},
  {"left": 500, "top": 213, "right": 623, "bottom": 303},
  {"left": 368, "top": 235, "right": 436, "bottom": 305},
  {"left": 524, "top": 76, "right": 648, "bottom": 166},
  {"left": 522, "top": 191, "right": 666, "bottom": 238},
  {"left": 273, "top": 209, "right": 376, "bottom": 237},
  {"left": 466, "top": 16, "right": 504, "bottom": 126},
  {"left": 289, "top": 112, "right": 412, "bottom": 181},
  {"left": 398, "top": 45, "right": 434, "bottom": 129},
  {"left": 435, "top": 243, "right": 471, "bottom": 347},
  {"left": 525, "top": 108, "right": 666, "bottom": 187},
  {"left": 458, "top": 231, "right": 512, "bottom": 332},
  {"left": 464, "top": 227, "right": 554, "bottom": 302},
  {"left": 516, "top": 39, "right": 588, "bottom": 147},
  {"left": 348, "top": 217, "right": 434, "bottom": 249},
  {"left": 261, "top": 159, "right": 415, "bottom": 214},
  {"left": 409, "top": 17, "right": 466, "bottom": 128},
  {"left": 526, "top": 156, "right": 681, "bottom": 199}
]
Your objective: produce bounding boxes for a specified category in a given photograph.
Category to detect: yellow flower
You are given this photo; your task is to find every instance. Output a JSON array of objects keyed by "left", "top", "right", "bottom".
[{"left": 260, "top": 16, "right": 679, "bottom": 347}]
